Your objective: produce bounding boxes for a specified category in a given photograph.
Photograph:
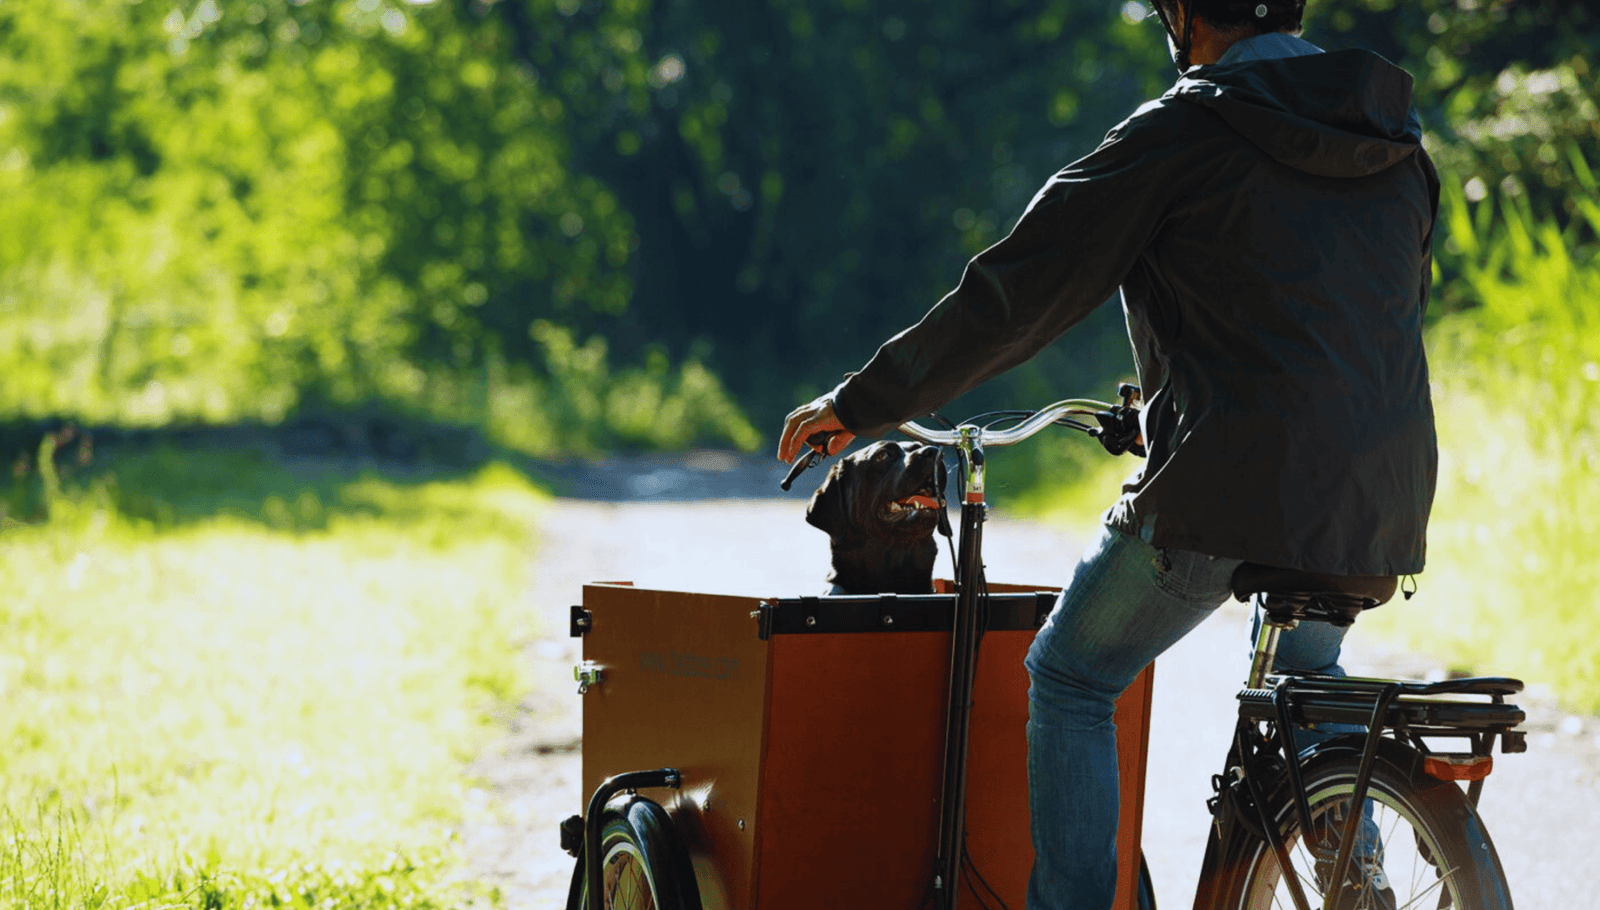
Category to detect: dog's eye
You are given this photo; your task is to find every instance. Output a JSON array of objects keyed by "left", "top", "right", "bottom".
[{"left": 872, "top": 446, "right": 895, "bottom": 461}]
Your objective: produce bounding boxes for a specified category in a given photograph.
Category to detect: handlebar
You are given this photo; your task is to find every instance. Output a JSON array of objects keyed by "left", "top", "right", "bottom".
[
  {"left": 897, "top": 398, "right": 1113, "bottom": 447},
  {"left": 780, "top": 384, "right": 1145, "bottom": 491}
]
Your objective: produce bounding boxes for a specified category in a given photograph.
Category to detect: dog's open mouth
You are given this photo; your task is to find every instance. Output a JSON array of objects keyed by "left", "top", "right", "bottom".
[
  {"left": 883, "top": 465, "right": 944, "bottom": 520},
  {"left": 886, "top": 492, "right": 941, "bottom": 515}
]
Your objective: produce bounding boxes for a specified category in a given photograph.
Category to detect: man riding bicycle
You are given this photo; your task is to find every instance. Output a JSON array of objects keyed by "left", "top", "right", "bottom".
[{"left": 776, "top": 1, "right": 1439, "bottom": 908}]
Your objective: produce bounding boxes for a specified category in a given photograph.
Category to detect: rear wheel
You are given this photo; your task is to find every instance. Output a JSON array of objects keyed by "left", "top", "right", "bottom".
[
  {"left": 565, "top": 797, "right": 701, "bottom": 910},
  {"left": 1218, "top": 749, "right": 1511, "bottom": 910}
]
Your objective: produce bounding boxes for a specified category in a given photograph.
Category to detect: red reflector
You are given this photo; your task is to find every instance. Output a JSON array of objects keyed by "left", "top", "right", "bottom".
[{"left": 1424, "top": 754, "right": 1493, "bottom": 781}]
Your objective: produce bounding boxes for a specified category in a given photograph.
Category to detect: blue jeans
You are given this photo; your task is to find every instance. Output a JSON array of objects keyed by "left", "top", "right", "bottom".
[{"left": 1024, "top": 525, "right": 1350, "bottom": 910}]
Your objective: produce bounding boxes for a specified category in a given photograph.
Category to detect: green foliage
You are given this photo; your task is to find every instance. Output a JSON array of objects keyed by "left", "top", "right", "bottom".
[
  {"left": 0, "top": 0, "right": 756, "bottom": 452},
  {"left": 521, "top": 321, "right": 759, "bottom": 453},
  {"left": 3, "top": 0, "right": 1598, "bottom": 458},
  {"left": 0, "top": 450, "right": 545, "bottom": 908},
  {"left": 529, "top": 0, "right": 1168, "bottom": 413},
  {"left": 385, "top": 322, "right": 760, "bottom": 456},
  {"left": 1359, "top": 177, "right": 1600, "bottom": 711},
  {"left": 1306, "top": 0, "right": 1600, "bottom": 269}
]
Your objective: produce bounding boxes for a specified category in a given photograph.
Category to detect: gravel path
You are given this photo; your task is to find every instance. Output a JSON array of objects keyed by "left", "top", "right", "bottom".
[{"left": 463, "top": 452, "right": 1600, "bottom": 908}]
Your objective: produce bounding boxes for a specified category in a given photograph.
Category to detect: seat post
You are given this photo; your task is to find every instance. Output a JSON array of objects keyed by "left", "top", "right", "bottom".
[{"left": 1247, "top": 595, "right": 1297, "bottom": 689}]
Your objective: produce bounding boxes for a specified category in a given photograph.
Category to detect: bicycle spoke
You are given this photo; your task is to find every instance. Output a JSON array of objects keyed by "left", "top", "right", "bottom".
[
  {"left": 603, "top": 847, "right": 658, "bottom": 910},
  {"left": 1231, "top": 769, "right": 1504, "bottom": 910}
]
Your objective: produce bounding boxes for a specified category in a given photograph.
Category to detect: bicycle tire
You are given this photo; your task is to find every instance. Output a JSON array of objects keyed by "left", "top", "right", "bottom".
[
  {"left": 564, "top": 797, "right": 702, "bottom": 910},
  {"left": 1214, "top": 745, "right": 1512, "bottom": 910}
]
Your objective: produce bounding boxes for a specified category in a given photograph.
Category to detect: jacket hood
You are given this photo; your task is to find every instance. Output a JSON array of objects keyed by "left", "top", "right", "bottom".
[{"left": 1172, "top": 48, "right": 1422, "bottom": 178}]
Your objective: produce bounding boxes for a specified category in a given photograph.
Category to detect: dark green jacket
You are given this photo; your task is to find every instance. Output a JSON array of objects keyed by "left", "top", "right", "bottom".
[{"left": 831, "top": 41, "right": 1440, "bottom": 575}]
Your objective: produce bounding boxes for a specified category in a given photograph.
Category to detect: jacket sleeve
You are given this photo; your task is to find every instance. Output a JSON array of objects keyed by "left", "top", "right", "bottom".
[{"left": 831, "top": 102, "right": 1187, "bottom": 438}]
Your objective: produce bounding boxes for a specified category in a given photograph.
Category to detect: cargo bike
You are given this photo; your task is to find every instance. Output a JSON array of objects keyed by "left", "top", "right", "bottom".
[
  {"left": 558, "top": 386, "right": 1528, "bottom": 910},
  {"left": 559, "top": 387, "right": 1155, "bottom": 910}
]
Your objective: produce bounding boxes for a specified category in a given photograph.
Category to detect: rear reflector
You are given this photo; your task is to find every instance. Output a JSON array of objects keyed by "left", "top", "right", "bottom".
[{"left": 1424, "top": 753, "right": 1493, "bottom": 781}]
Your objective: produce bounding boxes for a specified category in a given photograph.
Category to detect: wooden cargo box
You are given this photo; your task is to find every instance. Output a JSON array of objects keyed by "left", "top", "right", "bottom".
[{"left": 575, "top": 581, "right": 1154, "bottom": 910}]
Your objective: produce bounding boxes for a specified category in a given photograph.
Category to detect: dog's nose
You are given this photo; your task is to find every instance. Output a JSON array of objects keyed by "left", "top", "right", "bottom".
[{"left": 907, "top": 443, "right": 946, "bottom": 478}]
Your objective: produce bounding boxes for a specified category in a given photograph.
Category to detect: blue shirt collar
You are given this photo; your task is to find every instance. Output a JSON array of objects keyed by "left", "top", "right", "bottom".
[{"left": 1214, "top": 31, "right": 1323, "bottom": 66}]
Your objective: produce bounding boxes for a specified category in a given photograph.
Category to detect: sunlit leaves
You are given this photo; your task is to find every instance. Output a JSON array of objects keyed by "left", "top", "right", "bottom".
[
  {"left": 1308, "top": 0, "right": 1600, "bottom": 247},
  {"left": 0, "top": 0, "right": 656, "bottom": 435}
]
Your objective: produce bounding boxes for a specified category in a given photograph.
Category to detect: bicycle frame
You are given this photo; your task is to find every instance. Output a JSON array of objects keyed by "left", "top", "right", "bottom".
[
  {"left": 900, "top": 401, "right": 1115, "bottom": 910},
  {"left": 929, "top": 425, "right": 986, "bottom": 907}
]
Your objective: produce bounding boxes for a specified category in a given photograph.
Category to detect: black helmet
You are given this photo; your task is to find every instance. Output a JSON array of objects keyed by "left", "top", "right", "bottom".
[{"left": 1150, "top": 0, "right": 1306, "bottom": 71}]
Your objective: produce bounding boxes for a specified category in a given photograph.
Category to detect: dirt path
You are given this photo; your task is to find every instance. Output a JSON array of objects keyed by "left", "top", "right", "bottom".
[{"left": 463, "top": 452, "right": 1600, "bottom": 908}]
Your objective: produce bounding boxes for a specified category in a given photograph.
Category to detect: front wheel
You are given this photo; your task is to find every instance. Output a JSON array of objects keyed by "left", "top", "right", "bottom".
[
  {"left": 565, "top": 797, "right": 702, "bottom": 910},
  {"left": 1215, "top": 747, "right": 1512, "bottom": 910}
]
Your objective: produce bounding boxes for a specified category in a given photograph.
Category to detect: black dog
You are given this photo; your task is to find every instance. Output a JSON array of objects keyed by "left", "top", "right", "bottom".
[{"left": 806, "top": 441, "right": 947, "bottom": 595}]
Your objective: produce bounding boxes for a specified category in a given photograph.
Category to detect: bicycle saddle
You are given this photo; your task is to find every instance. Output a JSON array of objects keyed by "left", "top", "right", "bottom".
[{"left": 1230, "top": 563, "right": 1398, "bottom": 626}]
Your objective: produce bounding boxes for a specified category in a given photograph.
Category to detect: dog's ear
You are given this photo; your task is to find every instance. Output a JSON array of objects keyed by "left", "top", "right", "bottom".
[{"left": 805, "top": 459, "right": 853, "bottom": 536}]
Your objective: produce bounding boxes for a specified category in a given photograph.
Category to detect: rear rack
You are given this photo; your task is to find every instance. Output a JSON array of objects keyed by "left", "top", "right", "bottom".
[{"left": 1237, "top": 674, "right": 1527, "bottom": 741}]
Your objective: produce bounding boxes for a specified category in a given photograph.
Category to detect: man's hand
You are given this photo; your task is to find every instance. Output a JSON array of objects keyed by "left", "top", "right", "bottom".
[{"left": 777, "top": 396, "right": 855, "bottom": 463}]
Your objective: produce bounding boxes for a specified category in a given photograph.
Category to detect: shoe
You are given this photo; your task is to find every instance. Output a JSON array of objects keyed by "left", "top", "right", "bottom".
[{"left": 1311, "top": 806, "right": 1397, "bottom": 910}]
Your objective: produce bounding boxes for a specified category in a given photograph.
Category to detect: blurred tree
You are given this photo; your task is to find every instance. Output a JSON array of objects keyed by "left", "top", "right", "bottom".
[
  {"left": 1306, "top": 0, "right": 1600, "bottom": 307},
  {"left": 2, "top": 0, "right": 1590, "bottom": 450},
  {"left": 510, "top": 0, "right": 1169, "bottom": 414},
  {"left": 0, "top": 0, "right": 645, "bottom": 432}
]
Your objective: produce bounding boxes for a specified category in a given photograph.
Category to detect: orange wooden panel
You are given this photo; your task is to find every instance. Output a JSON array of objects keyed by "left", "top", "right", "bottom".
[
  {"left": 957, "top": 582, "right": 1154, "bottom": 910},
  {"left": 1118, "top": 666, "right": 1155, "bottom": 910},
  {"left": 755, "top": 606, "right": 1153, "bottom": 910},
  {"left": 961, "top": 628, "right": 1035, "bottom": 906},
  {"left": 581, "top": 583, "right": 1154, "bottom": 910},
  {"left": 953, "top": 634, "right": 1153, "bottom": 910},
  {"left": 755, "top": 632, "right": 951, "bottom": 909},
  {"left": 579, "top": 584, "right": 773, "bottom": 910}
]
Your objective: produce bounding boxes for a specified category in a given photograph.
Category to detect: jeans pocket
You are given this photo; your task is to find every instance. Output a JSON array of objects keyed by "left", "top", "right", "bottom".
[{"left": 1152, "top": 546, "right": 1240, "bottom": 602}]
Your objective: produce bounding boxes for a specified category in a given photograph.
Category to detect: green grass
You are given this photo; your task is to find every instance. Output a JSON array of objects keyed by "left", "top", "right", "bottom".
[{"left": 0, "top": 449, "right": 547, "bottom": 908}]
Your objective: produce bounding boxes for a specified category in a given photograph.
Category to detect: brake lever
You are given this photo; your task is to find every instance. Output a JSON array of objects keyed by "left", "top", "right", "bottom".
[
  {"left": 779, "top": 432, "right": 838, "bottom": 491},
  {"left": 1092, "top": 407, "right": 1146, "bottom": 458}
]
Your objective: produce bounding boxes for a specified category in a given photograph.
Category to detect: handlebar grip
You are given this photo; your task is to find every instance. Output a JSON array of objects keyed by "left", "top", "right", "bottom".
[
  {"left": 780, "top": 452, "right": 817, "bottom": 491},
  {"left": 779, "top": 432, "right": 837, "bottom": 491}
]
